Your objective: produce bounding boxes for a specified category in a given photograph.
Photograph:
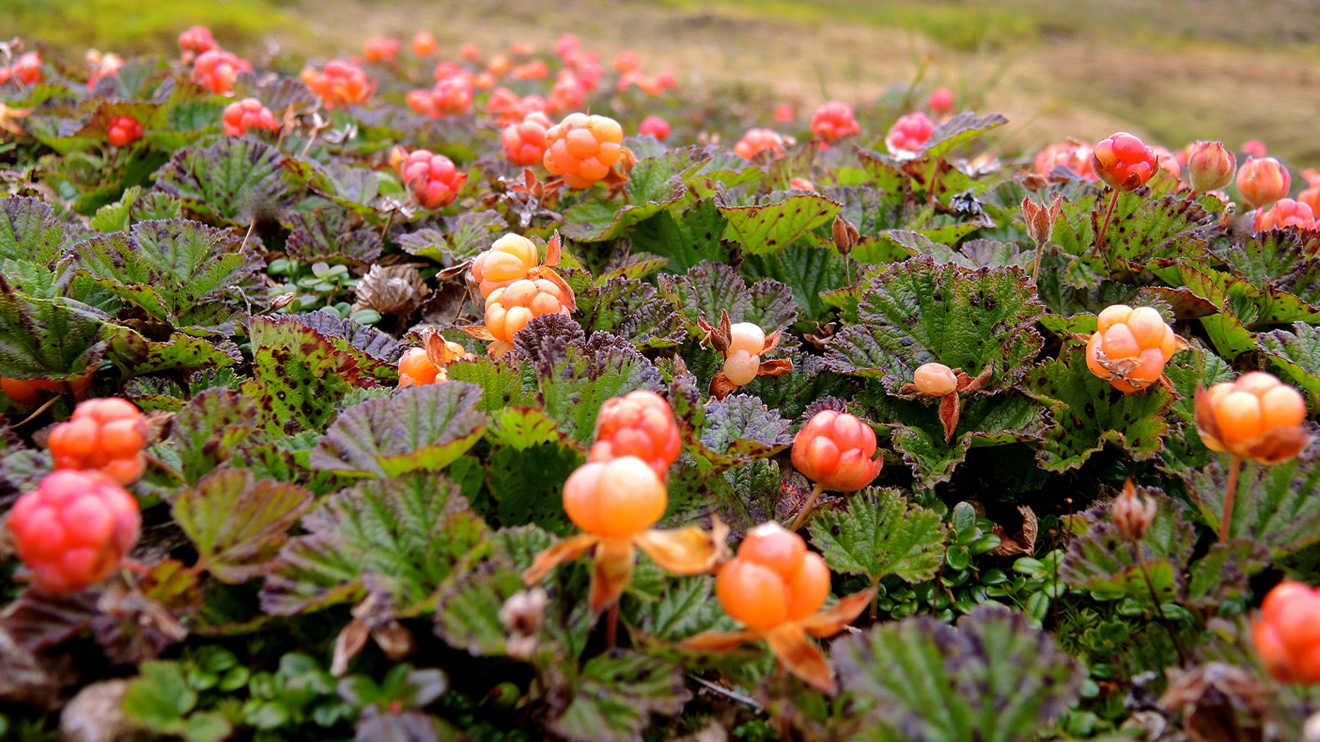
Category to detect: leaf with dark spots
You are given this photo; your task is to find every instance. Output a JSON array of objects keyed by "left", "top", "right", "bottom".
[
  {"left": 1258, "top": 321, "right": 1320, "bottom": 396},
  {"left": 170, "top": 388, "right": 260, "bottom": 484},
  {"left": 260, "top": 472, "right": 489, "bottom": 615},
  {"left": 280, "top": 311, "right": 408, "bottom": 381},
  {"left": 106, "top": 325, "right": 240, "bottom": 377},
  {"left": 283, "top": 208, "right": 382, "bottom": 266},
  {"left": 0, "top": 274, "right": 111, "bottom": 380},
  {"left": 0, "top": 196, "right": 66, "bottom": 265},
  {"left": 719, "top": 192, "right": 841, "bottom": 255},
  {"left": 241, "top": 315, "right": 368, "bottom": 435},
  {"left": 154, "top": 137, "right": 292, "bottom": 225},
  {"left": 685, "top": 393, "right": 793, "bottom": 472},
  {"left": 575, "top": 276, "right": 685, "bottom": 350},
  {"left": 310, "top": 382, "right": 486, "bottom": 477}
]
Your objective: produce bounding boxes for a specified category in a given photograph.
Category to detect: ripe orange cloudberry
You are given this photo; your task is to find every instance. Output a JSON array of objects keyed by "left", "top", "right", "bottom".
[
  {"left": 562, "top": 456, "right": 667, "bottom": 539},
  {"left": 716, "top": 522, "right": 829, "bottom": 631},
  {"left": 412, "top": 32, "right": 437, "bottom": 57},
  {"left": 6, "top": 470, "right": 141, "bottom": 594},
  {"left": 501, "top": 112, "right": 554, "bottom": 167},
  {"left": 222, "top": 97, "right": 278, "bottom": 137},
  {"left": 106, "top": 115, "right": 143, "bottom": 148},
  {"left": 733, "top": 128, "right": 784, "bottom": 161},
  {"left": 192, "top": 49, "right": 250, "bottom": 95},
  {"left": 512, "top": 60, "right": 548, "bottom": 81},
  {"left": 884, "top": 112, "right": 935, "bottom": 154},
  {"left": 471, "top": 234, "right": 539, "bottom": 298},
  {"left": 395, "top": 149, "right": 468, "bottom": 210},
  {"left": 1236, "top": 156, "right": 1291, "bottom": 210},
  {"left": 1085, "top": 305, "right": 1179, "bottom": 393},
  {"left": 1, "top": 375, "right": 92, "bottom": 409},
  {"left": 1092, "top": 132, "right": 1157, "bottom": 191},
  {"left": 1253, "top": 582, "right": 1320, "bottom": 684},
  {"left": 398, "top": 339, "right": 472, "bottom": 387},
  {"left": 791, "top": 410, "right": 882, "bottom": 495},
  {"left": 364, "top": 37, "right": 400, "bottom": 64},
  {"left": 543, "top": 113, "right": 627, "bottom": 189},
  {"left": 1197, "top": 371, "right": 1308, "bottom": 464},
  {"left": 1034, "top": 140, "right": 1096, "bottom": 180},
  {"left": 913, "top": 362, "right": 958, "bottom": 397},
  {"left": 484, "top": 278, "right": 572, "bottom": 342},
  {"left": 810, "top": 101, "right": 860, "bottom": 144},
  {"left": 303, "top": 61, "right": 372, "bottom": 108},
  {"left": 48, "top": 398, "right": 150, "bottom": 486},
  {"left": 590, "top": 390, "right": 681, "bottom": 479}
]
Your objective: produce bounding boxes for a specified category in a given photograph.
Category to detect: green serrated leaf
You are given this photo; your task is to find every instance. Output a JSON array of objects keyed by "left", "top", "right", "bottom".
[
  {"left": 719, "top": 193, "right": 841, "bottom": 255},
  {"left": 173, "top": 469, "right": 313, "bottom": 583},
  {"left": 834, "top": 604, "right": 1082, "bottom": 742},
  {"left": 261, "top": 472, "right": 488, "bottom": 614},
  {"left": 107, "top": 325, "right": 240, "bottom": 377},
  {"left": 487, "top": 441, "right": 582, "bottom": 534},
  {"left": 576, "top": 277, "right": 685, "bottom": 350},
  {"left": 826, "top": 256, "right": 1043, "bottom": 394},
  {"left": 1024, "top": 346, "right": 1173, "bottom": 472},
  {"left": 629, "top": 199, "right": 731, "bottom": 273},
  {"left": 0, "top": 274, "right": 110, "bottom": 380},
  {"left": 625, "top": 574, "right": 736, "bottom": 642},
  {"left": 686, "top": 393, "right": 793, "bottom": 472},
  {"left": 918, "top": 113, "right": 1009, "bottom": 160},
  {"left": 0, "top": 196, "right": 66, "bottom": 266},
  {"left": 549, "top": 651, "right": 689, "bottom": 742},
  {"left": 1060, "top": 489, "right": 1194, "bottom": 601},
  {"left": 309, "top": 383, "right": 486, "bottom": 478},
  {"left": 154, "top": 137, "right": 292, "bottom": 224},
  {"left": 283, "top": 208, "right": 381, "bottom": 265},
  {"left": 658, "top": 260, "right": 799, "bottom": 335},
  {"left": 242, "top": 315, "right": 368, "bottom": 435},
  {"left": 1186, "top": 539, "right": 1271, "bottom": 610},
  {"left": 170, "top": 388, "right": 260, "bottom": 483},
  {"left": 1258, "top": 321, "right": 1320, "bottom": 397},
  {"left": 433, "top": 554, "right": 526, "bottom": 657},
  {"left": 122, "top": 661, "right": 196, "bottom": 734},
  {"left": 810, "top": 488, "right": 945, "bottom": 585},
  {"left": 1186, "top": 448, "right": 1320, "bottom": 555}
]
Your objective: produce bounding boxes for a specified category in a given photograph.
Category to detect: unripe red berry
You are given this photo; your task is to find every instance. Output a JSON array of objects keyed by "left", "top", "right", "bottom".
[
  {"left": 638, "top": 115, "right": 670, "bottom": 141},
  {"left": 885, "top": 112, "right": 935, "bottom": 154},
  {"left": 106, "top": 115, "right": 143, "bottom": 148},
  {"left": 1256, "top": 199, "right": 1316, "bottom": 231},
  {"left": 412, "top": 32, "right": 437, "bottom": 57},
  {"left": 48, "top": 398, "right": 149, "bottom": 485},
  {"left": 364, "top": 37, "right": 400, "bottom": 64},
  {"left": 192, "top": 49, "right": 250, "bottom": 95},
  {"left": 590, "top": 390, "right": 681, "bottom": 478},
  {"left": 810, "top": 101, "right": 860, "bottom": 144},
  {"left": 6, "top": 470, "right": 141, "bottom": 594},
  {"left": 1253, "top": 582, "right": 1320, "bottom": 683},
  {"left": 1091, "top": 132, "right": 1157, "bottom": 191},
  {"left": 791, "top": 410, "right": 882, "bottom": 492},
  {"left": 733, "top": 128, "right": 784, "bottom": 161},
  {"left": 1034, "top": 140, "right": 1096, "bottom": 180},
  {"left": 501, "top": 112, "right": 554, "bottom": 166},
  {"left": 928, "top": 87, "right": 954, "bottom": 116},
  {"left": 396, "top": 149, "right": 467, "bottom": 210},
  {"left": 222, "top": 97, "right": 278, "bottom": 137},
  {"left": 178, "top": 26, "right": 216, "bottom": 55},
  {"left": 303, "top": 60, "right": 372, "bottom": 109}
]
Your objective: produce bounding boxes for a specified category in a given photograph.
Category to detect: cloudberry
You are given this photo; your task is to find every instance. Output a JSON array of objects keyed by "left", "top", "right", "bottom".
[
  {"left": 0, "top": 53, "right": 42, "bottom": 87},
  {"left": 1150, "top": 145, "right": 1181, "bottom": 181},
  {"left": 733, "top": 128, "right": 785, "bottom": 161},
  {"left": 87, "top": 51, "right": 123, "bottom": 90},
  {"left": 106, "top": 115, "right": 143, "bottom": 148},
  {"left": 788, "top": 177, "right": 815, "bottom": 192},
  {"left": 412, "top": 32, "right": 437, "bottom": 57},
  {"left": 6, "top": 470, "right": 141, "bottom": 594},
  {"left": 1085, "top": 305, "right": 1179, "bottom": 393},
  {"left": 431, "top": 74, "right": 474, "bottom": 116},
  {"left": 928, "top": 87, "right": 954, "bottom": 116},
  {"left": 555, "top": 34, "right": 580, "bottom": 62},
  {"left": 716, "top": 522, "right": 830, "bottom": 631},
  {"left": 543, "top": 113, "right": 626, "bottom": 189},
  {"left": 547, "top": 72, "right": 587, "bottom": 115},
  {"left": 562, "top": 456, "right": 667, "bottom": 539},
  {"left": 1092, "top": 132, "right": 1157, "bottom": 191},
  {"left": 638, "top": 115, "right": 670, "bottom": 141},
  {"left": 1198, "top": 371, "right": 1308, "bottom": 463},
  {"left": 461, "top": 43, "right": 480, "bottom": 61},
  {"left": 501, "top": 112, "right": 554, "bottom": 166},
  {"left": 791, "top": 410, "right": 882, "bottom": 493},
  {"left": 303, "top": 61, "right": 372, "bottom": 108},
  {"left": 723, "top": 322, "right": 766, "bottom": 386},
  {"left": 885, "top": 112, "right": 935, "bottom": 154},
  {"left": 1256, "top": 199, "right": 1316, "bottom": 231},
  {"left": 1237, "top": 157, "right": 1292, "bottom": 209},
  {"left": 484, "top": 278, "right": 572, "bottom": 342},
  {"left": 397, "top": 149, "right": 468, "bottom": 209},
  {"left": 222, "top": 97, "right": 278, "bottom": 137},
  {"left": 472, "top": 234, "right": 539, "bottom": 298},
  {"left": 590, "top": 390, "right": 681, "bottom": 478},
  {"left": 364, "top": 37, "right": 400, "bottom": 64},
  {"left": 1242, "top": 140, "right": 1268, "bottom": 158},
  {"left": 473, "top": 71, "right": 497, "bottom": 89},
  {"left": 913, "top": 362, "right": 958, "bottom": 396},
  {"left": 406, "top": 90, "right": 434, "bottom": 115},
  {"left": 1253, "top": 582, "right": 1320, "bottom": 684},
  {"left": 48, "top": 398, "right": 150, "bottom": 485},
  {"left": 614, "top": 50, "right": 641, "bottom": 74},
  {"left": 810, "top": 101, "right": 860, "bottom": 144},
  {"left": 1186, "top": 141, "right": 1236, "bottom": 193},
  {"left": 178, "top": 26, "right": 216, "bottom": 55},
  {"left": 1034, "top": 140, "right": 1096, "bottom": 180},
  {"left": 192, "top": 49, "right": 250, "bottom": 95},
  {"left": 398, "top": 341, "right": 471, "bottom": 387},
  {"left": 1299, "top": 170, "right": 1320, "bottom": 215},
  {"left": 512, "top": 60, "right": 548, "bottom": 81},
  {"left": 1, "top": 375, "right": 92, "bottom": 408}
]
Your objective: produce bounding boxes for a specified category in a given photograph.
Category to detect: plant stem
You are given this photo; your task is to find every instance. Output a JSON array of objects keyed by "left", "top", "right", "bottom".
[
  {"left": 605, "top": 601, "right": 619, "bottom": 650},
  {"left": 1219, "top": 455, "right": 1243, "bottom": 544},
  {"left": 788, "top": 483, "right": 825, "bottom": 532},
  {"left": 1030, "top": 239, "right": 1045, "bottom": 286},
  {"left": 1090, "top": 189, "right": 1121, "bottom": 259},
  {"left": 1132, "top": 542, "right": 1189, "bottom": 667}
]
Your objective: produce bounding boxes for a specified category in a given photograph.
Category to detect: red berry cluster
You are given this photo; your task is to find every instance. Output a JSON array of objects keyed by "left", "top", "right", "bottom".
[
  {"left": 1253, "top": 582, "right": 1320, "bottom": 683},
  {"left": 810, "top": 101, "right": 860, "bottom": 144},
  {"left": 6, "top": 470, "right": 141, "bottom": 594},
  {"left": 107, "top": 115, "right": 143, "bottom": 148},
  {"left": 885, "top": 112, "right": 935, "bottom": 154},
  {"left": 192, "top": 49, "right": 251, "bottom": 95},
  {"left": 589, "top": 390, "right": 682, "bottom": 479},
  {"left": 303, "top": 61, "right": 373, "bottom": 108},
  {"left": 223, "top": 97, "right": 279, "bottom": 137},
  {"left": 48, "top": 398, "right": 150, "bottom": 486},
  {"left": 394, "top": 149, "right": 468, "bottom": 210},
  {"left": 791, "top": 410, "right": 882, "bottom": 493}
]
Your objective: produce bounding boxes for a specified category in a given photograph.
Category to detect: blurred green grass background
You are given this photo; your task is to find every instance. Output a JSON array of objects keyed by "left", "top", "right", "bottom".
[{"left": 6, "top": 0, "right": 1319, "bottom": 167}]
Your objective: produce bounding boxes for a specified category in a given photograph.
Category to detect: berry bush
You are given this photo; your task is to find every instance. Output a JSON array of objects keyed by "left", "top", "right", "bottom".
[{"left": 2, "top": 26, "right": 1320, "bottom": 742}]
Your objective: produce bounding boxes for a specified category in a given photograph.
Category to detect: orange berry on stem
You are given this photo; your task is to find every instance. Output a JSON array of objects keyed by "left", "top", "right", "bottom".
[
  {"left": 589, "top": 390, "right": 681, "bottom": 478},
  {"left": 913, "top": 362, "right": 957, "bottom": 396},
  {"left": 791, "top": 410, "right": 881, "bottom": 493},
  {"left": 562, "top": 456, "right": 667, "bottom": 539}
]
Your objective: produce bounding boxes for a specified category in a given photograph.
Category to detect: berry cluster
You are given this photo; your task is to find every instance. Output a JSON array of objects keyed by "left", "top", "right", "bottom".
[
  {"left": 543, "top": 113, "right": 628, "bottom": 189},
  {"left": 394, "top": 148, "right": 468, "bottom": 209},
  {"left": 303, "top": 61, "right": 373, "bottom": 108},
  {"left": 178, "top": 25, "right": 216, "bottom": 55},
  {"left": 501, "top": 112, "right": 554, "bottom": 166},
  {"left": 192, "top": 49, "right": 250, "bottom": 95},
  {"left": 723, "top": 322, "right": 768, "bottom": 386},
  {"left": 222, "top": 97, "right": 279, "bottom": 137},
  {"left": 885, "top": 111, "right": 935, "bottom": 154},
  {"left": 0, "top": 52, "right": 43, "bottom": 86},
  {"left": 1197, "top": 371, "right": 1307, "bottom": 464},
  {"left": 1253, "top": 582, "right": 1320, "bottom": 684},
  {"left": 810, "top": 101, "right": 860, "bottom": 144},
  {"left": 1091, "top": 132, "right": 1158, "bottom": 191},
  {"left": 791, "top": 409, "right": 882, "bottom": 494},
  {"left": 397, "top": 339, "right": 472, "bottom": 387},
  {"left": 589, "top": 390, "right": 682, "bottom": 479},
  {"left": 1085, "top": 305, "right": 1180, "bottom": 393},
  {"left": 716, "top": 522, "right": 829, "bottom": 631},
  {"left": 733, "top": 128, "right": 785, "bottom": 161},
  {"left": 562, "top": 456, "right": 668, "bottom": 539},
  {"left": 484, "top": 279, "right": 573, "bottom": 342},
  {"left": 6, "top": 470, "right": 141, "bottom": 594},
  {"left": 48, "top": 398, "right": 150, "bottom": 485},
  {"left": 1256, "top": 199, "right": 1316, "bottom": 231},
  {"left": 471, "top": 233, "right": 540, "bottom": 297},
  {"left": 1237, "top": 157, "right": 1292, "bottom": 210},
  {"left": 364, "top": 37, "right": 400, "bottom": 64},
  {"left": 106, "top": 115, "right": 143, "bottom": 148},
  {"left": 1033, "top": 140, "right": 1096, "bottom": 180}
]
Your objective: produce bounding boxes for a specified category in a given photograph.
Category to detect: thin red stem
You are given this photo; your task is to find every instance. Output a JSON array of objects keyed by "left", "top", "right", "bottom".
[
  {"left": 1219, "top": 455, "right": 1243, "bottom": 543},
  {"left": 1090, "top": 189, "right": 1121, "bottom": 259},
  {"left": 788, "top": 483, "right": 826, "bottom": 531},
  {"left": 605, "top": 601, "right": 619, "bottom": 650}
]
